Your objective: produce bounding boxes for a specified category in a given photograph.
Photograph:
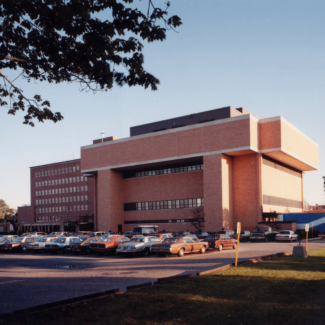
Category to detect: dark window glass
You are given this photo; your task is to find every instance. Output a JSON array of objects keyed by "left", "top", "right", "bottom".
[
  {"left": 184, "top": 199, "right": 189, "bottom": 208},
  {"left": 180, "top": 199, "right": 184, "bottom": 208},
  {"left": 148, "top": 202, "right": 153, "bottom": 210}
]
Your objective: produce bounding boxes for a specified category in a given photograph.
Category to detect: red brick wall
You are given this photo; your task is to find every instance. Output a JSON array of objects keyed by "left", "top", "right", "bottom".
[{"left": 17, "top": 206, "right": 35, "bottom": 223}]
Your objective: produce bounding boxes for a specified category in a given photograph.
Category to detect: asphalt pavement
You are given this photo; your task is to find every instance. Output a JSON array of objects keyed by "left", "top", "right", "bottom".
[{"left": 1, "top": 239, "right": 324, "bottom": 314}]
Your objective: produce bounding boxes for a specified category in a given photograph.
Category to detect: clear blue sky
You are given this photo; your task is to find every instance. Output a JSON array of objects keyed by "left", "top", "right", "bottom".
[{"left": 1, "top": 0, "right": 324, "bottom": 210}]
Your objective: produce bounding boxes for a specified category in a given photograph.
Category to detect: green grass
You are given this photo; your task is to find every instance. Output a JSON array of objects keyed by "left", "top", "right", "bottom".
[{"left": 2, "top": 249, "right": 325, "bottom": 325}]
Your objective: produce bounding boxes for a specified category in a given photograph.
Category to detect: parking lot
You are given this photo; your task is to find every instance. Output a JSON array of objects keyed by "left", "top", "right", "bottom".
[{"left": 1, "top": 239, "right": 324, "bottom": 315}]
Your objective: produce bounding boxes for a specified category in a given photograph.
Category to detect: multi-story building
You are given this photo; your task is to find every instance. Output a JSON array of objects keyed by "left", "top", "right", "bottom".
[
  {"left": 18, "top": 159, "right": 95, "bottom": 233},
  {"left": 18, "top": 106, "right": 319, "bottom": 233}
]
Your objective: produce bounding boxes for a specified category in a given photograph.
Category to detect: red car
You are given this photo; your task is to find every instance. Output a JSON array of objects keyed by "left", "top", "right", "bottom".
[
  {"left": 206, "top": 234, "right": 237, "bottom": 251},
  {"left": 90, "top": 236, "right": 129, "bottom": 255}
]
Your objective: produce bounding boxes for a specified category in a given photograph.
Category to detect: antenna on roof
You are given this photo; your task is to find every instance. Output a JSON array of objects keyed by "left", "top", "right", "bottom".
[{"left": 101, "top": 130, "right": 105, "bottom": 143}]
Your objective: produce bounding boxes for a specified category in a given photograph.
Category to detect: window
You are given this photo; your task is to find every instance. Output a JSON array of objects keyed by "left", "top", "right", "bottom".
[
  {"left": 81, "top": 176, "right": 84, "bottom": 182},
  {"left": 70, "top": 187, "right": 72, "bottom": 193},
  {"left": 85, "top": 186, "right": 88, "bottom": 191},
  {"left": 59, "top": 207, "right": 62, "bottom": 212},
  {"left": 85, "top": 176, "right": 87, "bottom": 181},
  {"left": 58, "top": 168, "right": 61, "bottom": 174},
  {"left": 73, "top": 196, "right": 76, "bottom": 202},
  {"left": 55, "top": 180, "right": 58, "bottom": 185},
  {"left": 35, "top": 172, "right": 38, "bottom": 177},
  {"left": 42, "top": 190, "right": 44, "bottom": 195},
  {"left": 69, "top": 178, "right": 72, "bottom": 183},
  {"left": 69, "top": 167, "right": 72, "bottom": 172},
  {"left": 73, "top": 187, "right": 76, "bottom": 192},
  {"left": 63, "top": 206, "right": 65, "bottom": 212},
  {"left": 62, "top": 179, "right": 65, "bottom": 184},
  {"left": 81, "top": 205, "right": 84, "bottom": 211},
  {"left": 77, "top": 205, "right": 80, "bottom": 211},
  {"left": 55, "top": 198, "right": 58, "bottom": 203},
  {"left": 62, "top": 188, "right": 65, "bottom": 194},
  {"left": 77, "top": 186, "right": 80, "bottom": 192},
  {"left": 77, "top": 165, "right": 79, "bottom": 171},
  {"left": 52, "top": 170, "right": 54, "bottom": 175},
  {"left": 59, "top": 179, "right": 61, "bottom": 185},
  {"left": 49, "top": 207, "right": 51, "bottom": 212},
  {"left": 74, "top": 206, "right": 76, "bottom": 211},
  {"left": 81, "top": 186, "right": 84, "bottom": 191},
  {"left": 42, "top": 171, "right": 44, "bottom": 176},
  {"left": 66, "top": 178, "right": 68, "bottom": 183},
  {"left": 77, "top": 196, "right": 80, "bottom": 201},
  {"left": 73, "top": 166, "right": 75, "bottom": 172},
  {"left": 77, "top": 177, "right": 79, "bottom": 182},
  {"left": 38, "top": 172, "right": 41, "bottom": 177},
  {"left": 36, "top": 183, "right": 38, "bottom": 188},
  {"left": 81, "top": 195, "right": 84, "bottom": 201},
  {"left": 59, "top": 188, "right": 61, "bottom": 194},
  {"left": 52, "top": 180, "right": 54, "bottom": 185},
  {"left": 49, "top": 198, "right": 51, "bottom": 204},
  {"left": 56, "top": 207, "right": 58, "bottom": 212},
  {"left": 45, "top": 181, "right": 47, "bottom": 186},
  {"left": 73, "top": 177, "right": 76, "bottom": 182},
  {"left": 85, "top": 195, "right": 88, "bottom": 201},
  {"left": 59, "top": 197, "right": 61, "bottom": 203},
  {"left": 85, "top": 205, "right": 88, "bottom": 210},
  {"left": 62, "top": 168, "right": 65, "bottom": 174},
  {"left": 70, "top": 197, "right": 72, "bottom": 202},
  {"left": 45, "top": 199, "right": 48, "bottom": 204},
  {"left": 42, "top": 181, "right": 44, "bottom": 186},
  {"left": 63, "top": 197, "right": 65, "bottom": 203},
  {"left": 46, "top": 208, "right": 48, "bottom": 213},
  {"left": 45, "top": 190, "right": 48, "bottom": 195},
  {"left": 55, "top": 189, "right": 58, "bottom": 194},
  {"left": 36, "top": 200, "right": 38, "bottom": 205},
  {"left": 55, "top": 169, "right": 57, "bottom": 174}
]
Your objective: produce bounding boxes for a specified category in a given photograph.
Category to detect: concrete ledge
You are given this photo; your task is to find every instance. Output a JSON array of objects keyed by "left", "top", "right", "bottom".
[
  {"left": 126, "top": 282, "right": 152, "bottom": 291},
  {"left": 197, "top": 264, "right": 232, "bottom": 276},
  {"left": 157, "top": 274, "right": 193, "bottom": 283}
]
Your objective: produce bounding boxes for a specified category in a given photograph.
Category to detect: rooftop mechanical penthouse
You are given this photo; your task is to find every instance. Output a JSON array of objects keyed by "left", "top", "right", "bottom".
[{"left": 81, "top": 106, "right": 318, "bottom": 233}]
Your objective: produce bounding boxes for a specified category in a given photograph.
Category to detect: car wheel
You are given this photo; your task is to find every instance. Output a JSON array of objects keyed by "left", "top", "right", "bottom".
[
  {"left": 178, "top": 248, "right": 185, "bottom": 257},
  {"left": 233, "top": 243, "right": 237, "bottom": 250},
  {"left": 218, "top": 244, "right": 223, "bottom": 251},
  {"left": 199, "top": 246, "right": 206, "bottom": 254},
  {"left": 142, "top": 248, "right": 149, "bottom": 257},
  {"left": 158, "top": 253, "right": 166, "bottom": 257},
  {"left": 22, "top": 246, "right": 27, "bottom": 253}
]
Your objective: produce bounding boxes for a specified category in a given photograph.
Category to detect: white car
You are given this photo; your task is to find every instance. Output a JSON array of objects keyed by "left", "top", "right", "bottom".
[
  {"left": 276, "top": 230, "right": 298, "bottom": 242},
  {"left": 116, "top": 236, "right": 160, "bottom": 256},
  {"left": 27, "top": 237, "right": 56, "bottom": 251}
]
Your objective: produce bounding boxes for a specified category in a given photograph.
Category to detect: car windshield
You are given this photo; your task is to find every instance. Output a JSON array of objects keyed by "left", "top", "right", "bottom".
[
  {"left": 0, "top": 237, "right": 7, "bottom": 243},
  {"left": 163, "top": 238, "right": 179, "bottom": 243},
  {"left": 102, "top": 238, "right": 114, "bottom": 242},
  {"left": 36, "top": 238, "right": 45, "bottom": 242},
  {"left": 207, "top": 235, "right": 220, "bottom": 240},
  {"left": 130, "top": 238, "right": 145, "bottom": 242},
  {"left": 13, "top": 238, "right": 23, "bottom": 243},
  {"left": 255, "top": 227, "right": 269, "bottom": 232},
  {"left": 71, "top": 238, "right": 83, "bottom": 243},
  {"left": 54, "top": 238, "right": 66, "bottom": 243},
  {"left": 279, "top": 231, "right": 290, "bottom": 235}
]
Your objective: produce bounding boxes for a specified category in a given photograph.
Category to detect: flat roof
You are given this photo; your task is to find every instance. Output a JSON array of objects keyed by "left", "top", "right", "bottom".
[{"left": 30, "top": 158, "right": 80, "bottom": 169}]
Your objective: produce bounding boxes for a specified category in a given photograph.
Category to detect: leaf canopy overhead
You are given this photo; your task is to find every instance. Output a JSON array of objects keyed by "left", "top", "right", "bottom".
[{"left": 0, "top": 0, "right": 182, "bottom": 126}]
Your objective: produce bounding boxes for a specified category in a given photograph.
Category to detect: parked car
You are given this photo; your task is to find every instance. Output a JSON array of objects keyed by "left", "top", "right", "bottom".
[
  {"left": 193, "top": 231, "right": 209, "bottom": 239},
  {"left": 88, "top": 231, "right": 107, "bottom": 237},
  {"left": 150, "top": 233, "right": 173, "bottom": 241},
  {"left": 205, "top": 234, "right": 237, "bottom": 251},
  {"left": 250, "top": 227, "right": 278, "bottom": 242},
  {"left": 150, "top": 236, "right": 207, "bottom": 257},
  {"left": 29, "top": 232, "right": 48, "bottom": 237},
  {"left": 63, "top": 237, "right": 88, "bottom": 253},
  {"left": 174, "top": 231, "right": 191, "bottom": 237},
  {"left": 132, "top": 225, "right": 158, "bottom": 236},
  {"left": 48, "top": 232, "right": 70, "bottom": 237},
  {"left": 73, "top": 237, "right": 101, "bottom": 255},
  {"left": 231, "top": 231, "right": 251, "bottom": 242},
  {"left": 44, "top": 236, "right": 80, "bottom": 254},
  {"left": 122, "top": 231, "right": 133, "bottom": 238},
  {"left": 90, "top": 236, "right": 129, "bottom": 255},
  {"left": 2, "top": 236, "right": 36, "bottom": 252},
  {"left": 0, "top": 237, "right": 15, "bottom": 251},
  {"left": 27, "top": 237, "right": 56, "bottom": 251},
  {"left": 216, "top": 230, "right": 235, "bottom": 236},
  {"left": 116, "top": 236, "right": 160, "bottom": 256},
  {"left": 276, "top": 230, "right": 298, "bottom": 242}
]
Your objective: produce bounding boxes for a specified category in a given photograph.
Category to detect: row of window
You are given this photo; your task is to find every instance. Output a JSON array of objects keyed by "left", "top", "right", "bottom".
[
  {"left": 36, "top": 205, "right": 88, "bottom": 213},
  {"left": 124, "top": 198, "right": 204, "bottom": 211},
  {"left": 36, "top": 216, "right": 60, "bottom": 222},
  {"left": 35, "top": 165, "right": 80, "bottom": 177},
  {"left": 35, "top": 186, "right": 88, "bottom": 196},
  {"left": 124, "top": 218, "right": 205, "bottom": 224},
  {"left": 35, "top": 176, "right": 87, "bottom": 187},
  {"left": 123, "top": 163, "right": 203, "bottom": 179},
  {"left": 36, "top": 196, "right": 88, "bottom": 205}
]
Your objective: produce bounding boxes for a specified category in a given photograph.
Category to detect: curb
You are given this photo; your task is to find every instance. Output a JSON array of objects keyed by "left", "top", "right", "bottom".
[
  {"left": 197, "top": 264, "right": 232, "bottom": 276},
  {"left": 156, "top": 274, "right": 193, "bottom": 284},
  {"left": 126, "top": 282, "right": 153, "bottom": 291}
]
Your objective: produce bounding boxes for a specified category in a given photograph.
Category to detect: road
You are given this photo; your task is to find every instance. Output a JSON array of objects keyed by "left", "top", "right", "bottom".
[{"left": 1, "top": 239, "right": 324, "bottom": 314}]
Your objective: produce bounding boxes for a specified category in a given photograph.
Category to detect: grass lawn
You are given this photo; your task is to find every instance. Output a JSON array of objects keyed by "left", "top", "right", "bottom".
[{"left": 2, "top": 248, "right": 325, "bottom": 325}]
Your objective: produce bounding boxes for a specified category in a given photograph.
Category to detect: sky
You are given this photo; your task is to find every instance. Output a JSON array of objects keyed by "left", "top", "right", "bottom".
[{"left": 1, "top": 0, "right": 325, "bottom": 210}]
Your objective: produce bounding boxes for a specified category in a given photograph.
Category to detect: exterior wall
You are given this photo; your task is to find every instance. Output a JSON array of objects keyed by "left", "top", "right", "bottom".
[
  {"left": 81, "top": 115, "right": 253, "bottom": 172},
  {"left": 221, "top": 154, "right": 233, "bottom": 229},
  {"left": 96, "top": 169, "right": 124, "bottom": 232},
  {"left": 259, "top": 120, "right": 281, "bottom": 151},
  {"left": 17, "top": 206, "right": 35, "bottom": 223},
  {"left": 203, "top": 154, "right": 223, "bottom": 231},
  {"left": 261, "top": 160, "right": 302, "bottom": 213},
  {"left": 233, "top": 154, "right": 262, "bottom": 231}
]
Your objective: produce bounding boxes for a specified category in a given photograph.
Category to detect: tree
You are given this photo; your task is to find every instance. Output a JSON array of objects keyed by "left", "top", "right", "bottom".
[
  {"left": 0, "top": 0, "right": 182, "bottom": 126},
  {"left": 190, "top": 208, "right": 205, "bottom": 231},
  {"left": 0, "top": 199, "right": 16, "bottom": 220}
]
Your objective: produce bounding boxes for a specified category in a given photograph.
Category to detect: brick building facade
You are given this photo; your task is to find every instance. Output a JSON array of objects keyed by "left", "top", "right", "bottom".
[
  {"left": 18, "top": 106, "right": 318, "bottom": 233},
  {"left": 18, "top": 159, "right": 95, "bottom": 233}
]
